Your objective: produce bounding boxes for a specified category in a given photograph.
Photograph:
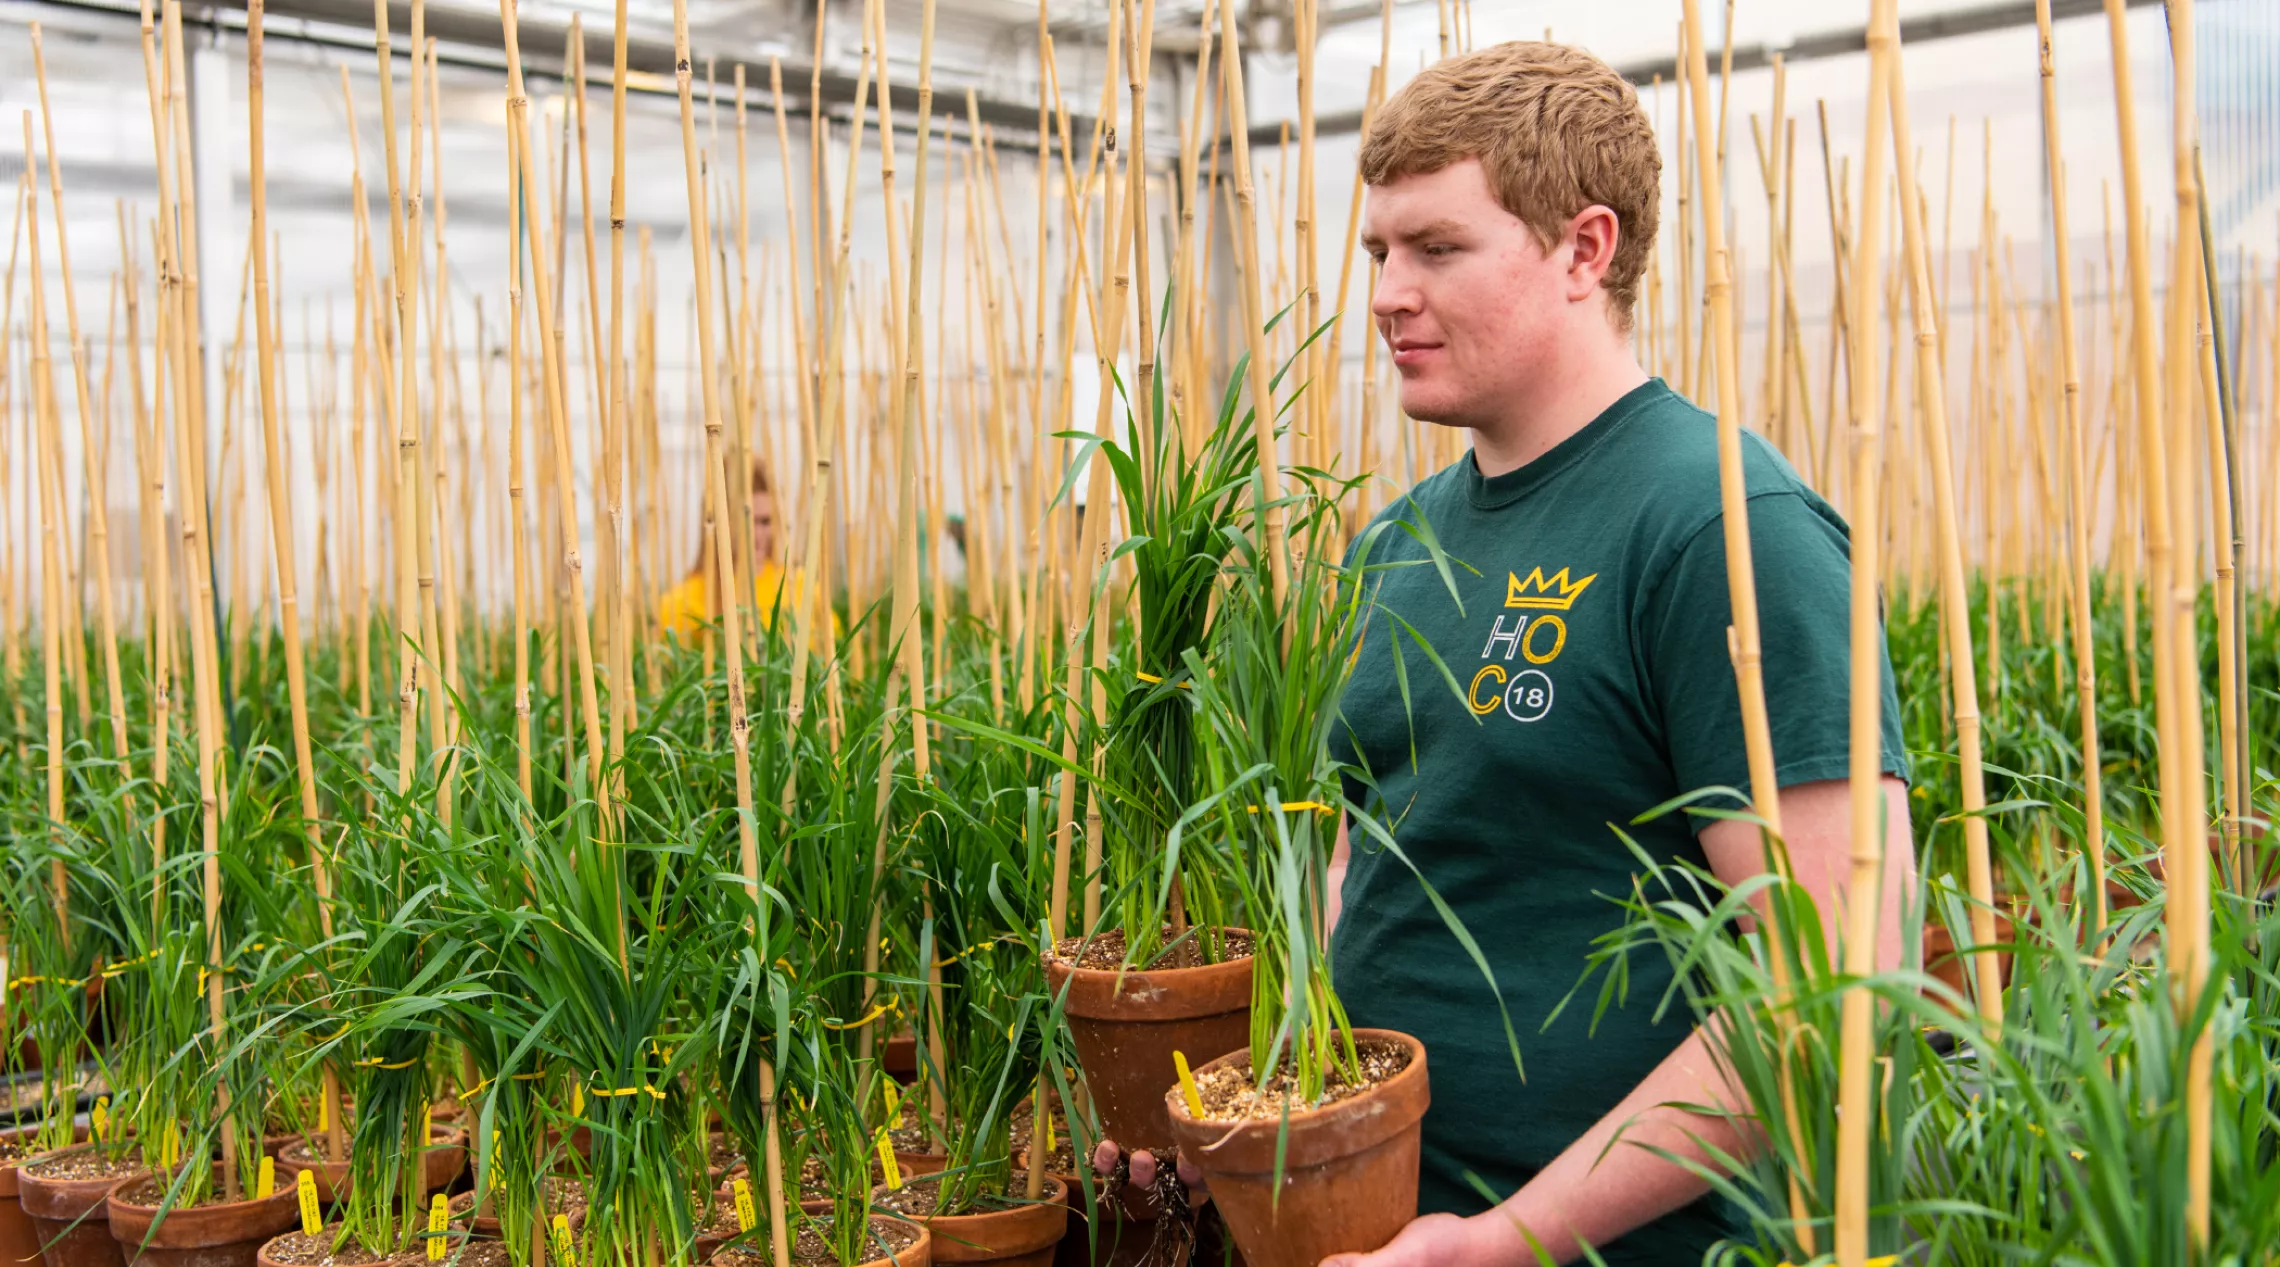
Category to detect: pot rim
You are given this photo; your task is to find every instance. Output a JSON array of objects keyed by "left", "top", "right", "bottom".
[
  {"left": 1163, "top": 1027, "right": 1429, "bottom": 1172},
  {"left": 1042, "top": 929, "right": 1256, "bottom": 1023}
]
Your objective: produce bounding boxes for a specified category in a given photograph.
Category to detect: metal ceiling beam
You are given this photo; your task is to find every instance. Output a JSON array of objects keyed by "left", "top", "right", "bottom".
[
  {"left": 13, "top": 0, "right": 1085, "bottom": 149},
  {"left": 1254, "top": 0, "right": 2165, "bottom": 144}
]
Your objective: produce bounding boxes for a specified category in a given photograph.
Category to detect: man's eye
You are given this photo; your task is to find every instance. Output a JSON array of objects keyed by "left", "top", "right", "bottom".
[{"left": 1423, "top": 243, "right": 1455, "bottom": 257}]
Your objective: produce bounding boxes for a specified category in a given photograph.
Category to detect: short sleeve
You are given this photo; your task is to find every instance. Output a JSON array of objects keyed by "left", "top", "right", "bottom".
[{"left": 1641, "top": 491, "right": 1910, "bottom": 820}]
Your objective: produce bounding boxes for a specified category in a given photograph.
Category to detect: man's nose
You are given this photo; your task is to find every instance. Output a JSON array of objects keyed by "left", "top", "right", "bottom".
[{"left": 1370, "top": 257, "right": 1418, "bottom": 319}]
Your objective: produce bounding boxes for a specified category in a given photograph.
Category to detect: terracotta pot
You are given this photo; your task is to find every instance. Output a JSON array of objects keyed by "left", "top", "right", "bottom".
[
  {"left": 2, "top": 1127, "right": 47, "bottom": 1267},
  {"left": 881, "top": 1034, "right": 920, "bottom": 1086},
  {"left": 17, "top": 1146, "right": 151, "bottom": 1267},
  {"left": 105, "top": 1166, "right": 300, "bottom": 1267},
  {"left": 893, "top": 1151, "right": 946, "bottom": 1182},
  {"left": 1164, "top": 1030, "right": 1428, "bottom": 1267},
  {"left": 275, "top": 1128, "right": 466, "bottom": 1206},
  {"left": 252, "top": 1231, "right": 413, "bottom": 1267},
  {"left": 879, "top": 1177, "right": 1065, "bottom": 1267},
  {"left": 2, "top": 1125, "right": 90, "bottom": 1267},
  {"left": 1922, "top": 915, "right": 2017, "bottom": 999},
  {"left": 705, "top": 1215, "right": 929, "bottom": 1267},
  {"left": 1041, "top": 934, "right": 1253, "bottom": 1162},
  {"left": 539, "top": 1128, "right": 591, "bottom": 1176}
]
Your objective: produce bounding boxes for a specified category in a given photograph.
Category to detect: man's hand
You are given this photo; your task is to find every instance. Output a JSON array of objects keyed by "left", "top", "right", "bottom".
[
  {"left": 1320, "top": 1212, "right": 1509, "bottom": 1266},
  {"left": 1089, "top": 1139, "right": 1208, "bottom": 1203}
]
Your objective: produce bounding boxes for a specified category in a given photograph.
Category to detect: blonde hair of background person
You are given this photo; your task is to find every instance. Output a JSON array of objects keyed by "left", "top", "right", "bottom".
[{"left": 656, "top": 460, "right": 821, "bottom": 640}]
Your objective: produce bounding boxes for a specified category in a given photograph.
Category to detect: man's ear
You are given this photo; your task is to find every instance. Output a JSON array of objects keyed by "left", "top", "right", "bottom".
[{"left": 1567, "top": 204, "right": 1621, "bottom": 303}]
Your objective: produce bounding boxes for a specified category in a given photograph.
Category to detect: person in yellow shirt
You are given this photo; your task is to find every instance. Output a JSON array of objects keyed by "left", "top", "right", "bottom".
[{"left": 656, "top": 460, "right": 824, "bottom": 642}]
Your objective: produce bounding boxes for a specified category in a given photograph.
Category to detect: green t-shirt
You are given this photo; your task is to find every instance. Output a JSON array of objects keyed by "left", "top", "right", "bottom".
[{"left": 1330, "top": 378, "right": 1907, "bottom": 1266}]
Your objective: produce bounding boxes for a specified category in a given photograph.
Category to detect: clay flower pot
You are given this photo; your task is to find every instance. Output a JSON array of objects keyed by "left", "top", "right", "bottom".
[
  {"left": 705, "top": 1214, "right": 928, "bottom": 1267},
  {"left": 275, "top": 1127, "right": 467, "bottom": 1205},
  {"left": 1165, "top": 1029, "right": 1429, "bottom": 1267},
  {"left": 253, "top": 1230, "right": 414, "bottom": 1267},
  {"left": 1041, "top": 935, "right": 1252, "bottom": 1161},
  {"left": 880, "top": 1033, "right": 920, "bottom": 1085},
  {"left": 105, "top": 1166, "right": 300, "bottom": 1267},
  {"left": 17, "top": 1145, "right": 151, "bottom": 1267},
  {"left": 913, "top": 1177, "right": 1067, "bottom": 1267},
  {"left": 2, "top": 1126, "right": 50, "bottom": 1267}
]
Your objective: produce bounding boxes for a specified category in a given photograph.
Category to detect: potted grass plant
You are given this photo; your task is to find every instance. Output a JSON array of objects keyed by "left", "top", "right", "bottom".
[
  {"left": 1159, "top": 480, "right": 1487, "bottom": 1267},
  {"left": 4, "top": 829, "right": 113, "bottom": 1267},
  {"left": 871, "top": 914, "right": 1067, "bottom": 1267},
  {"left": 96, "top": 761, "right": 308, "bottom": 1267},
  {"left": 1038, "top": 344, "right": 1277, "bottom": 1191}
]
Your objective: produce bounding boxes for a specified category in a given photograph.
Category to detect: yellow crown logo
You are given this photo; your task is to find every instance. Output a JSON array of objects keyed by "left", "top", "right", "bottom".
[{"left": 1505, "top": 567, "right": 1598, "bottom": 611}]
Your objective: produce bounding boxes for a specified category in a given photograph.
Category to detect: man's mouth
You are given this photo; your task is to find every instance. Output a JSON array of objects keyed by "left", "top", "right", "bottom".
[{"left": 1390, "top": 338, "right": 1441, "bottom": 369}]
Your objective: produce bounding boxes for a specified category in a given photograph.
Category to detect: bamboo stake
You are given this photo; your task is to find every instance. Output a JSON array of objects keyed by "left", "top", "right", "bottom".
[
  {"left": 2161, "top": 2, "right": 2212, "bottom": 1241},
  {"left": 651, "top": 0, "right": 788, "bottom": 1252},
  {"left": 23, "top": 143, "right": 71, "bottom": 956},
  {"left": 29, "top": 27, "right": 134, "bottom": 788},
  {"left": 499, "top": 1, "right": 606, "bottom": 807},
  {"left": 1888, "top": 47, "right": 2001, "bottom": 1030},
  {"left": 1217, "top": 0, "right": 1290, "bottom": 605},
  {"left": 1833, "top": 8, "right": 1897, "bottom": 1263},
  {"left": 2030, "top": 0, "right": 2108, "bottom": 940},
  {"left": 507, "top": 121, "right": 534, "bottom": 803},
  {"left": 2101, "top": 0, "right": 2197, "bottom": 1242},
  {"left": 244, "top": 0, "right": 348, "bottom": 1158},
  {"left": 2191, "top": 152, "right": 2245, "bottom": 900},
  {"left": 1678, "top": 1, "right": 1816, "bottom": 1254}
]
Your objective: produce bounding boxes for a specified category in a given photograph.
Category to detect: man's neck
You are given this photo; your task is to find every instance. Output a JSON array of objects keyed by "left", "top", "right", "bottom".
[{"left": 1467, "top": 341, "right": 1650, "bottom": 479}]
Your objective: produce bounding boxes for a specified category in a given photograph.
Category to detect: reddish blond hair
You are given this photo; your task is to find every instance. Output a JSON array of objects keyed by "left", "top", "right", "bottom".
[{"left": 1361, "top": 41, "right": 1660, "bottom": 327}]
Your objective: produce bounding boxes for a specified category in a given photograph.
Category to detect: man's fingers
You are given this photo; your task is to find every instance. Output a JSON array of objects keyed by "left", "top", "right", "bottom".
[
  {"left": 1090, "top": 1140, "right": 1120, "bottom": 1176},
  {"left": 1318, "top": 1257, "right": 1362, "bottom": 1267},
  {"left": 1174, "top": 1155, "right": 1206, "bottom": 1191},
  {"left": 1128, "top": 1149, "right": 1157, "bottom": 1190}
]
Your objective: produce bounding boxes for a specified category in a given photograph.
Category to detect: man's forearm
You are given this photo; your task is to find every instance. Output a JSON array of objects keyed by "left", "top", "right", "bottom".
[{"left": 1463, "top": 1027, "right": 1742, "bottom": 1265}]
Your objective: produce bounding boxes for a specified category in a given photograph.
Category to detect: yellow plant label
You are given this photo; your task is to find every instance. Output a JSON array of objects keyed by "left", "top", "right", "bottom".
[
  {"left": 296, "top": 1169, "right": 322, "bottom": 1235},
  {"left": 549, "top": 1214, "right": 575, "bottom": 1267},
  {"left": 875, "top": 1127, "right": 902, "bottom": 1191},
  {"left": 730, "top": 1178, "right": 755, "bottom": 1233},
  {"left": 318, "top": 1094, "right": 328, "bottom": 1135},
  {"left": 1043, "top": 1109, "right": 1055, "bottom": 1154},
  {"left": 569, "top": 1084, "right": 585, "bottom": 1118},
  {"left": 421, "top": 1103, "right": 433, "bottom": 1144},
  {"left": 426, "top": 1194, "right": 449, "bottom": 1261},
  {"left": 90, "top": 1097, "right": 109, "bottom": 1142},
  {"left": 258, "top": 1156, "right": 276, "bottom": 1199},
  {"left": 160, "top": 1122, "right": 182, "bottom": 1170},
  {"left": 1172, "top": 1051, "right": 1205, "bottom": 1119},
  {"left": 881, "top": 1078, "right": 901, "bottom": 1125}
]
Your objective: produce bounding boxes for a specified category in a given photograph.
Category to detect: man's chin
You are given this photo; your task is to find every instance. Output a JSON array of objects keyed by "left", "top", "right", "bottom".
[{"left": 1397, "top": 393, "right": 1470, "bottom": 427}]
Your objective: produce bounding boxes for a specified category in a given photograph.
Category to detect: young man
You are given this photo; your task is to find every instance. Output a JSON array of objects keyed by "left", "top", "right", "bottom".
[{"left": 1311, "top": 41, "right": 1916, "bottom": 1266}]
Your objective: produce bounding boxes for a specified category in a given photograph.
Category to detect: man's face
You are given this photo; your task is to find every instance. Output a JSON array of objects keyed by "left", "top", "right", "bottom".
[
  {"left": 1361, "top": 158, "right": 1570, "bottom": 428},
  {"left": 750, "top": 490, "right": 776, "bottom": 563}
]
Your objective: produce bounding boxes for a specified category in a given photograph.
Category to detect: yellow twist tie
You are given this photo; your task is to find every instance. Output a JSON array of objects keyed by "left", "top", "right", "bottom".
[
  {"left": 824, "top": 999, "right": 899, "bottom": 1031},
  {"left": 354, "top": 1056, "right": 422, "bottom": 1070},
  {"left": 1133, "top": 670, "right": 1193, "bottom": 690},
  {"left": 587, "top": 1083, "right": 667, "bottom": 1100},
  {"left": 1244, "top": 801, "right": 1337, "bottom": 816}
]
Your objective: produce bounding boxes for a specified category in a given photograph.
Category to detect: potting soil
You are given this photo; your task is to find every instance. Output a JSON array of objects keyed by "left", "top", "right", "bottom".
[{"left": 1188, "top": 1039, "right": 1411, "bottom": 1121}]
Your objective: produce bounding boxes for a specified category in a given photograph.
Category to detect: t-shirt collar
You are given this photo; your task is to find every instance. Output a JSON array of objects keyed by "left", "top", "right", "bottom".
[{"left": 1461, "top": 377, "right": 1670, "bottom": 510}]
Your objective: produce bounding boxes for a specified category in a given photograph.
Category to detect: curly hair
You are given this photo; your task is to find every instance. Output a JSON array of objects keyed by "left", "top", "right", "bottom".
[{"left": 1360, "top": 41, "right": 1661, "bottom": 328}]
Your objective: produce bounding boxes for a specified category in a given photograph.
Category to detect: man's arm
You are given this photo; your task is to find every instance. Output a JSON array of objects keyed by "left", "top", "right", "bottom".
[{"left": 1325, "top": 775, "right": 1915, "bottom": 1267}]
